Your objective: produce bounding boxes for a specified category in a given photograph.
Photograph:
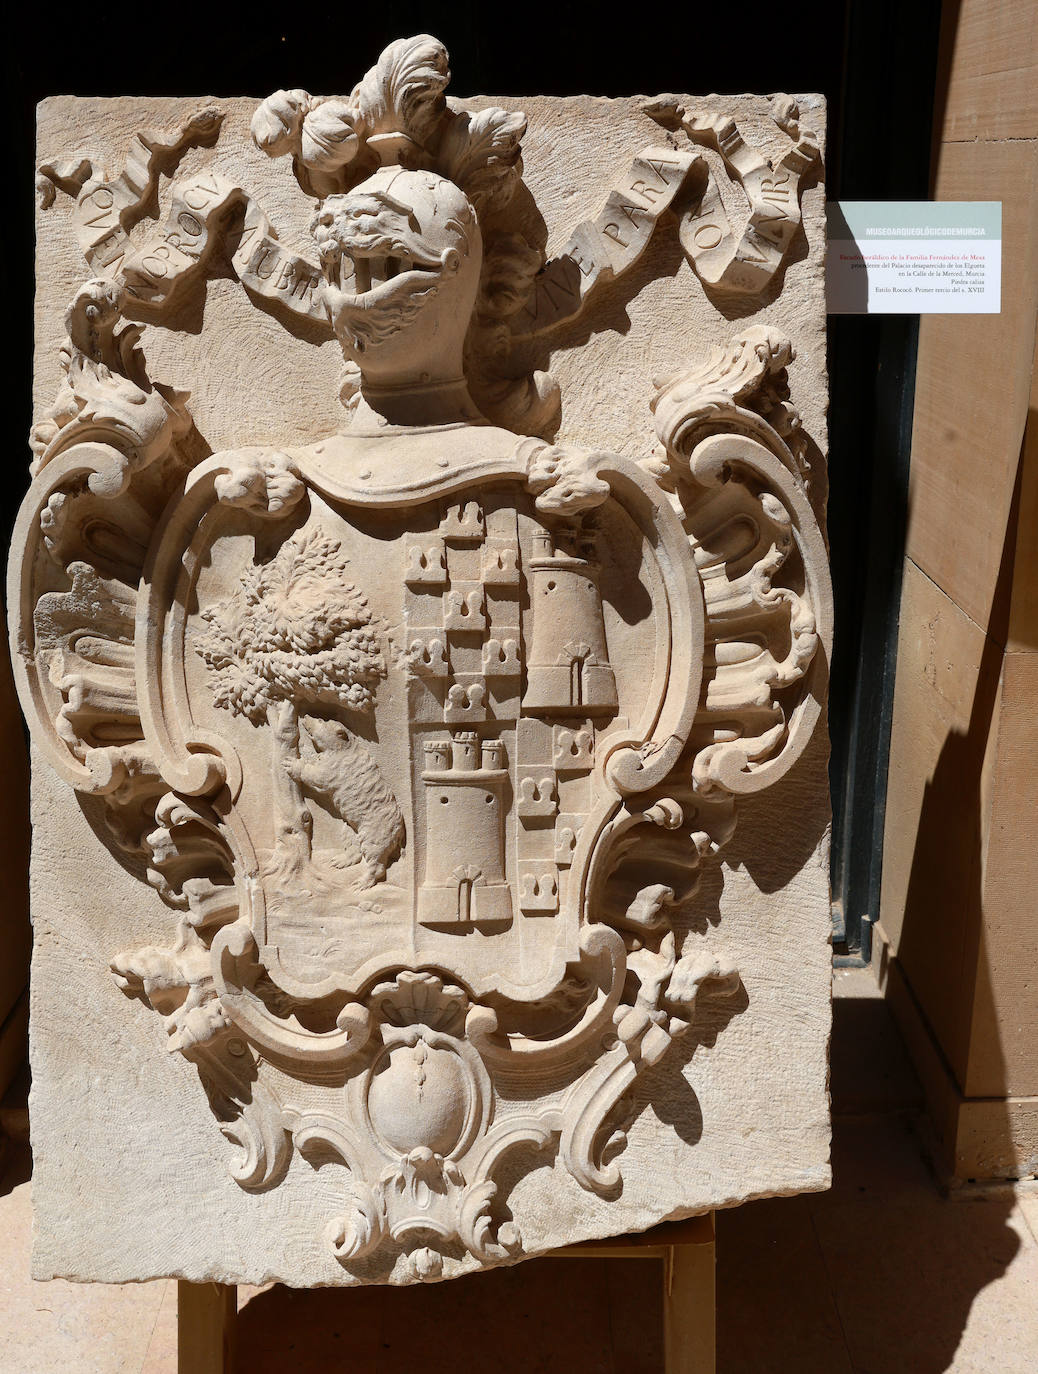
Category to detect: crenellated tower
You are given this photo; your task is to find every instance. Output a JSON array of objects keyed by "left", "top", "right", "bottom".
[
  {"left": 521, "top": 524, "right": 617, "bottom": 718},
  {"left": 417, "top": 731, "right": 512, "bottom": 926}
]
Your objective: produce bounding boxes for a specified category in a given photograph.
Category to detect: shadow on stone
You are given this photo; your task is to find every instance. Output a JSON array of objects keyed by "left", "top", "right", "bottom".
[{"left": 236, "top": 1255, "right": 663, "bottom": 1374}]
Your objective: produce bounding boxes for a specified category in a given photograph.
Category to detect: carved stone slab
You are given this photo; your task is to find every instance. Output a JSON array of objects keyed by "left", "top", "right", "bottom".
[{"left": 19, "top": 37, "right": 832, "bottom": 1285}]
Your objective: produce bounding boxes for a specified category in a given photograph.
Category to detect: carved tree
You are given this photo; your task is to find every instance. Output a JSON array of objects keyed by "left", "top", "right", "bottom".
[{"left": 195, "top": 528, "right": 385, "bottom": 874}]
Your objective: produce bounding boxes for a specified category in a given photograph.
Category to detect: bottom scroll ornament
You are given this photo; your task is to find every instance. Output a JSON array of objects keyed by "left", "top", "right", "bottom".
[
  {"left": 286, "top": 941, "right": 740, "bottom": 1281},
  {"left": 114, "top": 902, "right": 741, "bottom": 1281}
]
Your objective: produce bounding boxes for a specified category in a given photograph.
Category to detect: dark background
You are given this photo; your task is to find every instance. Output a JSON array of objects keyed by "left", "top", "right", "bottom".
[{"left": 2, "top": 0, "right": 944, "bottom": 959}]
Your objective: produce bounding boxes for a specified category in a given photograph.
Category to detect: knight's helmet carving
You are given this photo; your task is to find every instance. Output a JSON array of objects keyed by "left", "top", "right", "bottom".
[{"left": 522, "top": 524, "right": 618, "bottom": 717}]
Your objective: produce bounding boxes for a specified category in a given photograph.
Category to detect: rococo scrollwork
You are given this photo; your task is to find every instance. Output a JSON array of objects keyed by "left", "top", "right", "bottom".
[{"left": 16, "top": 35, "right": 831, "bottom": 1282}]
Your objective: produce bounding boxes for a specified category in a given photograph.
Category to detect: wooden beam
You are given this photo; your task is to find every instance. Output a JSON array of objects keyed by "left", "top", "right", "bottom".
[
  {"left": 178, "top": 1281, "right": 236, "bottom": 1374},
  {"left": 663, "top": 1215, "right": 716, "bottom": 1373},
  {"left": 548, "top": 1213, "right": 716, "bottom": 1371}
]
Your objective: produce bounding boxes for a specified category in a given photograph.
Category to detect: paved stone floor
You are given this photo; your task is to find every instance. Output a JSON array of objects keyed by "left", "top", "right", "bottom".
[{"left": 1, "top": 967, "right": 1036, "bottom": 1373}]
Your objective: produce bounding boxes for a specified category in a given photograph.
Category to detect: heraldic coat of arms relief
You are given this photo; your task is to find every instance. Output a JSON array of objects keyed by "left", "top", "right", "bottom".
[{"left": 17, "top": 35, "right": 833, "bottom": 1285}]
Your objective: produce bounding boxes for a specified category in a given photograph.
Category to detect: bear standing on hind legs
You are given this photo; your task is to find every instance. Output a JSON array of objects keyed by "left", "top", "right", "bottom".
[{"left": 287, "top": 716, "right": 406, "bottom": 888}]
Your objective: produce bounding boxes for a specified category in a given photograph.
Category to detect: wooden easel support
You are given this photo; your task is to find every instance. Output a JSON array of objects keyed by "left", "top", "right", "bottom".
[
  {"left": 177, "top": 1211, "right": 715, "bottom": 1374},
  {"left": 177, "top": 1280, "right": 237, "bottom": 1374},
  {"left": 552, "top": 1212, "right": 716, "bottom": 1373}
]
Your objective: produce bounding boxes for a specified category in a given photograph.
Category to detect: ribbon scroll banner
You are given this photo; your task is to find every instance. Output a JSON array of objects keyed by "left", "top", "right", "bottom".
[{"left": 40, "top": 102, "right": 818, "bottom": 342}]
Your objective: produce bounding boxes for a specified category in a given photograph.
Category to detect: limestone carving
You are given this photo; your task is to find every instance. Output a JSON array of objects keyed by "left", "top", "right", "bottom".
[{"left": 19, "top": 36, "right": 832, "bottom": 1285}]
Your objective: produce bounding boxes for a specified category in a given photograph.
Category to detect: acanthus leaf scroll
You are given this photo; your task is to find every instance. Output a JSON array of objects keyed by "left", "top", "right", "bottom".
[{"left": 17, "top": 34, "right": 832, "bottom": 1283}]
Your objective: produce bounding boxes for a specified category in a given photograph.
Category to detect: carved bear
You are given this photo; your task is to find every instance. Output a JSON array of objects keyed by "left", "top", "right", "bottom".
[{"left": 287, "top": 717, "right": 405, "bottom": 887}]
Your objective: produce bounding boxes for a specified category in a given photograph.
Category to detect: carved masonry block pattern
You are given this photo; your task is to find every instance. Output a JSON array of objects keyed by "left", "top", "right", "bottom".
[
  {"left": 405, "top": 541, "right": 448, "bottom": 586},
  {"left": 554, "top": 816, "right": 582, "bottom": 867},
  {"left": 440, "top": 500, "right": 485, "bottom": 542},
  {"left": 19, "top": 33, "right": 832, "bottom": 1289},
  {"left": 481, "top": 540, "right": 521, "bottom": 584},
  {"left": 482, "top": 637, "right": 521, "bottom": 676},
  {"left": 553, "top": 724, "right": 595, "bottom": 771},
  {"left": 517, "top": 770, "right": 558, "bottom": 821},
  {"left": 518, "top": 863, "right": 560, "bottom": 914},
  {"left": 408, "top": 632, "right": 450, "bottom": 677}
]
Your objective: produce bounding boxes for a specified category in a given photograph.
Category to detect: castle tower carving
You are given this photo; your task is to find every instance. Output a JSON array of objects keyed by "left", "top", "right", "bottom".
[
  {"left": 521, "top": 525, "right": 618, "bottom": 717},
  {"left": 418, "top": 731, "right": 512, "bottom": 926}
]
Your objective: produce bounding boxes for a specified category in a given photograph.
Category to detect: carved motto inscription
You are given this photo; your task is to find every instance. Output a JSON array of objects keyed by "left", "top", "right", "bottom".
[{"left": 18, "top": 37, "right": 832, "bottom": 1284}]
